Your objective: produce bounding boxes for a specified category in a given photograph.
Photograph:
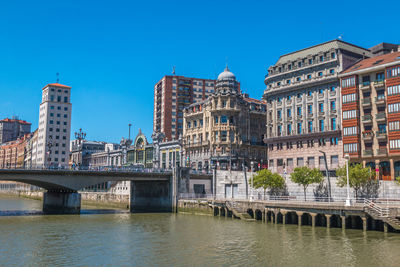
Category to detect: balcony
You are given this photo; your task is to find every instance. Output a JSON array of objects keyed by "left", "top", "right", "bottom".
[
  {"left": 375, "top": 113, "right": 386, "bottom": 122},
  {"left": 362, "top": 131, "right": 373, "bottom": 142},
  {"left": 362, "top": 150, "right": 373, "bottom": 157},
  {"left": 362, "top": 115, "right": 372, "bottom": 124},
  {"left": 375, "top": 96, "right": 386, "bottom": 106},
  {"left": 376, "top": 131, "right": 387, "bottom": 140},
  {"left": 360, "top": 82, "right": 371, "bottom": 91},
  {"left": 362, "top": 98, "right": 371, "bottom": 107},
  {"left": 376, "top": 148, "right": 388, "bottom": 156},
  {"left": 374, "top": 80, "right": 385, "bottom": 89}
]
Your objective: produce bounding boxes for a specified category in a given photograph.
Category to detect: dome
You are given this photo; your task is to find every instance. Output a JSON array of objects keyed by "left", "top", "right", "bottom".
[{"left": 217, "top": 66, "right": 236, "bottom": 80}]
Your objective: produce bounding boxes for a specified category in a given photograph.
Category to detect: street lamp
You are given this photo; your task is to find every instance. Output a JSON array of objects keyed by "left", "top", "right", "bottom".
[
  {"left": 75, "top": 128, "right": 86, "bottom": 144},
  {"left": 47, "top": 140, "right": 53, "bottom": 168},
  {"left": 344, "top": 153, "right": 352, "bottom": 206}
]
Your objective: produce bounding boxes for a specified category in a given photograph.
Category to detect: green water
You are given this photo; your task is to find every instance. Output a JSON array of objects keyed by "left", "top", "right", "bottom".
[{"left": 0, "top": 195, "right": 400, "bottom": 267}]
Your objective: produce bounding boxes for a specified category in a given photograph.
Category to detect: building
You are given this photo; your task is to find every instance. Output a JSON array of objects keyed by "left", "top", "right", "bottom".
[
  {"left": 0, "top": 133, "right": 32, "bottom": 169},
  {"left": 153, "top": 75, "right": 217, "bottom": 141},
  {"left": 24, "top": 129, "right": 38, "bottom": 168},
  {"left": 263, "top": 40, "right": 372, "bottom": 175},
  {"left": 183, "top": 66, "right": 267, "bottom": 172},
  {"left": 70, "top": 140, "right": 106, "bottom": 167},
  {"left": 0, "top": 117, "right": 31, "bottom": 144},
  {"left": 35, "top": 83, "right": 72, "bottom": 168},
  {"left": 126, "top": 130, "right": 153, "bottom": 168},
  {"left": 339, "top": 49, "right": 400, "bottom": 180},
  {"left": 369, "top": 42, "right": 400, "bottom": 57}
]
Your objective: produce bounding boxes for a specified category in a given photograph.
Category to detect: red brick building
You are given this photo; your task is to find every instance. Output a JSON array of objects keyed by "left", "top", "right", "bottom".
[
  {"left": 339, "top": 50, "right": 400, "bottom": 180},
  {"left": 153, "top": 75, "right": 218, "bottom": 141},
  {"left": 0, "top": 133, "right": 32, "bottom": 169}
]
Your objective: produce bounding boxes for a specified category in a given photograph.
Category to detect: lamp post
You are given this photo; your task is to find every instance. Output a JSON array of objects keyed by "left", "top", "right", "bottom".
[
  {"left": 47, "top": 140, "right": 53, "bottom": 169},
  {"left": 75, "top": 128, "right": 86, "bottom": 144},
  {"left": 344, "top": 153, "right": 351, "bottom": 206}
]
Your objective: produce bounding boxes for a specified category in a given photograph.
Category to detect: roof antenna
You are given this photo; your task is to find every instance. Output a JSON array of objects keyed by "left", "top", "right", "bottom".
[
  {"left": 56, "top": 72, "right": 60, "bottom": 83},
  {"left": 225, "top": 56, "right": 229, "bottom": 71},
  {"left": 172, "top": 66, "right": 176, "bottom": 75},
  {"left": 338, "top": 34, "right": 343, "bottom": 40}
]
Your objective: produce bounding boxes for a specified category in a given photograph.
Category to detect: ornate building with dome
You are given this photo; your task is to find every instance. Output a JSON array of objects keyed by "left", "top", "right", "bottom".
[{"left": 182, "top": 66, "right": 267, "bottom": 171}]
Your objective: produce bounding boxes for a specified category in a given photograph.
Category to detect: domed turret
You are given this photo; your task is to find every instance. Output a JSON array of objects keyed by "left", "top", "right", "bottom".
[
  {"left": 217, "top": 66, "right": 236, "bottom": 81},
  {"left": 215, "top": 65, "right": 239, "bottom": 95}
]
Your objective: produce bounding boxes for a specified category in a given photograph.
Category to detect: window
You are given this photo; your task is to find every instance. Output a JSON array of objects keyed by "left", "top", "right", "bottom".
[
  {"left": 342, "top": 93, "right": 357, "bottom": 103},
  {"left": 287, "top": 95, "right": 292, "bottom": 101},
  {"left": 287, "top": 79, "right": 291, "bottom": 84},
  {"left": 319, "top": 103, "right": 324, "bottom": 112},
  {"left": 220, "top": 116, "right": 227, "bottom": 123},
  {"left": 330, "top": 101, "right": 336, "bottom": 110},
  {"left": 64, "top": 97, "right": 68, "bottom": 103},
  {"left": 297, "top": 106, "right": 302, "bottom": 116},
  {"left": 319, "top": 120, "right": 324, "bottom": 132},
  {"left": 308, "top": 59, "right": 312, "bottom": 64},
  {"left": 214, "top": 116, "right": 219, "bottom": 124},
  {"left": 221, "top": 131, "right": 227, "bottom": 141},
  {"left": 388, "top": 103, "right": 400, "bottom": 113},
  {"left": 57, "top": 96, "right": 61, "bottom": 102},
  {"left": 330, "top": 86, "right": 336, "bottom": 92},
  {"left": 50, "top": 106, "right": 54, "bottom": 110},
  {"left": 318, "top": 72, "right": 323, "bottom": 77},
  {"left": 298, "top": 62, "right": 302, "bottom": 68},
  {"left": 376, "top": 72, "right": 385, "bottom": 81},
  {"left": 296, "top": 77, "right": 301, "bottom": 82},
  {"left": 389, "top": 121, "right": 400, "bottom": 131},
  {"left": 341, "top": 77, "right": 356, "bottom": 88},
  {"left": 277, "top": 125, "right": 282, "bottom": 136},
  {"left": 388, "top": 85, "right": 400, "bottom": 96},
  {"left": 331, "top": 118, "right": 336, "bottom": 130},
  {"left": 387, "top": 66, "right": 400, "bottom": 78},
  {"left": 297, "top": 157, "right": 304, "bottom": 166},
  {"left": 319, "top": 89, "right": 324, "bottom": 94},
  {"left": 277, "top": 110, "right": 282, "bottom": 119},
  {"left": 343, "top": 110, "right": 357, "bottom": 120},
  {"left": 297, "top": 122, "right": 302, "bottom": 134},
  {"left": 308, "top": 121, "right": 313, "bottom": 132},
  {"left": 330, "top": 69, "right": 335, "bottom": 74},
  {"left": 307, "top": 91, "right": 312, "bottom": 96},
  {"left": 308, "top": 104, "right": 313, "bottom": 114},
  {"left": 331, "top": 52, "right": 336, "bottom": 59},
  {"left": 390, "top": 139, "right": 400, "bottom": 149},
  {"left": 287, "top": 109, "right": 291, "bottom": 118},
  {"left": 287, "top": 124, "right": 292, "bottom": 135},
  {"left": 307, "top": 74, "right": 312, "bottom": 80},
  {"left": 344, "top": 143, "right": 358, "bottom": 153},
  {"left": 277, "top": 97, "right": 282, "bottom": 102}
]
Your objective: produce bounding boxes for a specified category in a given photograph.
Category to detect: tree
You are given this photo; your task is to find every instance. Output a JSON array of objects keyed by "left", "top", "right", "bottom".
[
  {"left": 336, "top": 163, "right": 374, "bottom": 199},
  {"left": 251, "top": 169, "right": 285, "bottom": 200},
  {"left": 290, "top": 166, "right": 323, "bottom": 201}
]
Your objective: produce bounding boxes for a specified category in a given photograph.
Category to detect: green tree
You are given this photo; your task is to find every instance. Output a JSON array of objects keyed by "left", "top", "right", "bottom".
[
  {"left": 251, "top": 169, "right": 285, "bottom": 200},
  {"left": 336, "top": 163, "right": 374, "bottom": 199},
  {"left": 290, "top": 166, "right": 323, "bottom": 201}
]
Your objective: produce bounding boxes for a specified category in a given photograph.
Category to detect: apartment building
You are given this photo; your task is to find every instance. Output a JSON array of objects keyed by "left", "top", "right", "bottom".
[
  {"left": 183, "top": 67, "right": 266, "bottom": 171},
  {"left": 0, "top": 117, "right": 31, "bottom": 144},
  {"left": 339, "top": 50, "right": 400, "bottom": 180},
  {"left": 36, "top": 83, "right": 72, "bottom": 168},
  {"left": 263, "top": 40, "right": 372, "bottom": 175},
  {"left": 153, "top": 75, "right": 216, "bottom": 141}
]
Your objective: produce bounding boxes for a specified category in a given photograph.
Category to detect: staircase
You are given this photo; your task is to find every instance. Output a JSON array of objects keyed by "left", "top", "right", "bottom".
[
  {"left": 364, "top": 199, "right": 400, "bottom": 230},
  {"left": 226, "top": 201, "right": 255, "bottom": 221}
]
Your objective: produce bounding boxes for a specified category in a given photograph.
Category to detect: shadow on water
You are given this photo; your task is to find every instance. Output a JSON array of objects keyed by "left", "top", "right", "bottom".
[{"left": 0, "top": 209, "right": 129, "bottom": 216}]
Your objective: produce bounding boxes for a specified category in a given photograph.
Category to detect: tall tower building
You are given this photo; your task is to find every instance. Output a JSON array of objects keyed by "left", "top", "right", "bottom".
[
  {"left": 153, "top": 75, "right": 217, "bottom": 141},
  {"left": 36, "top": 83, "right": 72, "bottom": 167}
]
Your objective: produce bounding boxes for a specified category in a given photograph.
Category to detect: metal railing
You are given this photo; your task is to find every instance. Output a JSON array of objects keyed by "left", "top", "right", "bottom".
[{"left": 364, "top": 199, "right": 389, "bottom": 217}]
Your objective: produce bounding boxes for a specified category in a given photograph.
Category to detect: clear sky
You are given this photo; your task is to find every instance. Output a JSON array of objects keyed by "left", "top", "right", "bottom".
[{"left": 1, "top": 0, "right": 399, "bottom": 143}]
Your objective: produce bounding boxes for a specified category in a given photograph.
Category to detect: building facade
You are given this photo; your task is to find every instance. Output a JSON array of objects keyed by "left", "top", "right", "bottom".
[
  {"left": 263, "top": 40, "right": 372, "bottom": 175},
  {"left": 0, "top": 133, "right": 32, "bottom": 169},
  {"left": 126, "top": 130, "right": 153, "bottom": 168},
  {"left": 69, "top": 140, "right": 106, "bottom": 167},
  {"left": 153, "top": 75, "right": 217, "bottom": 141},
  {"left": 0, "top": 117, "right": 31, "bottom": 144},
  {"left": 183, "top": 67, "right": 267, "bottom": 172},
  {"left": 36, "top": 83, "right": 72, "bottom": 168},
  {"left": 339, "top": 50, "right": 400, "bottom": 180}
]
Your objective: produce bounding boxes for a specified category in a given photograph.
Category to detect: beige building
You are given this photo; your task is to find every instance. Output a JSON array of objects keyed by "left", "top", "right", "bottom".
[
  {"left": 36, "top": 83, "right": 72, "bottom": 168},
  {"left": 263, "top": 40, "right": 372, "bottom": 175},
  {"left": 183, "top": 67, "right": 267, "bottom": 171}
]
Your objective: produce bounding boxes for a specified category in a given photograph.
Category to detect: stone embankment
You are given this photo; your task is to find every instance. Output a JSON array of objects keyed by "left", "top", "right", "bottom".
[
  {"left": 0, "top": 190, "right": 129, "bottom": 209},
  {"left": 178, "top": 199, "right": 400, "bottom": 233}
]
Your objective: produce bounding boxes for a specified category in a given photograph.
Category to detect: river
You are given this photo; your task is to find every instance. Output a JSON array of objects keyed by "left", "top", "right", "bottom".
[{"left": 1, "top": 195, "right": 400, "bottom": 266}]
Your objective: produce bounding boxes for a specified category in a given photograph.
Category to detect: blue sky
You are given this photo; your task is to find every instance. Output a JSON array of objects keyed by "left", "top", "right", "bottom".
[{"left": 0, "top": 0, "right": 399, "bottom": 143}]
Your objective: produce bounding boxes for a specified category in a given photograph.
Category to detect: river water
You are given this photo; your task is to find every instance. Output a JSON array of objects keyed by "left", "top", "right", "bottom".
[{"left": 1, "top": 195, "right": 400, "bottom": 267}]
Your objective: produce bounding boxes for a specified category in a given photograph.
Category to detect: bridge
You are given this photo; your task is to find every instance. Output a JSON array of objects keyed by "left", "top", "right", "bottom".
[{"left": 0, "top": 169, "right": 212, "bottom": 214}]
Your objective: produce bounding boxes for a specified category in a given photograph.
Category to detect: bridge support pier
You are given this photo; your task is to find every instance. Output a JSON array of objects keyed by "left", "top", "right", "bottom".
[{"left": 43, "top": 191, "right": 81, "bottom": 214}]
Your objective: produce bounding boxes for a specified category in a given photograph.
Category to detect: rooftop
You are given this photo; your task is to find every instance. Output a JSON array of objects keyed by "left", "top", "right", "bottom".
[
  {"left": 42, "top": 83, "right": 71, "bottom": 90},
  {"left": 0, "top": 118, "right": 31, "bottom": 125},
  {"left": 341, "top": 51, "right": 400, "bottom": 75}
]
